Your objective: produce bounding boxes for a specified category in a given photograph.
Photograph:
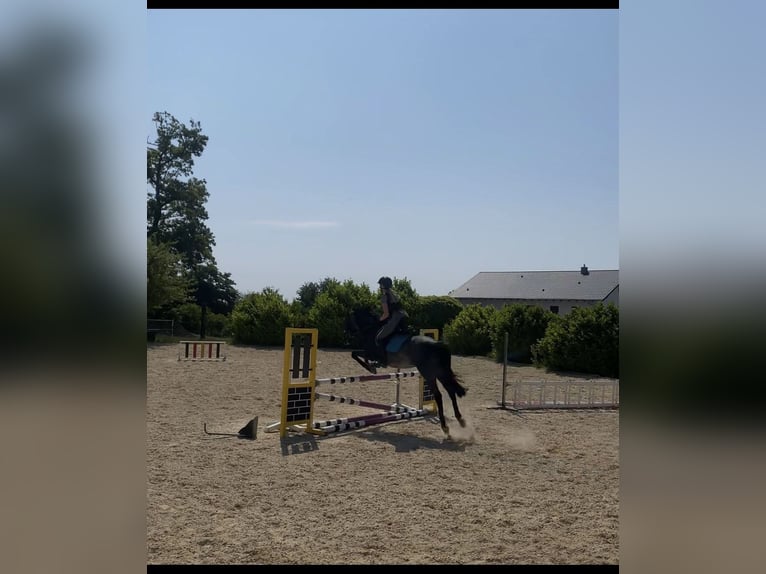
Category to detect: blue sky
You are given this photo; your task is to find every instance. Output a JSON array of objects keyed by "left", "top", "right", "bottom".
[{"left": 148, "top": 9, "right": 618, "bottom": 301}]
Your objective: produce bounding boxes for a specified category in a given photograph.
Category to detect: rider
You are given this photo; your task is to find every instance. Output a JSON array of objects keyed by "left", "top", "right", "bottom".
[{"left": 374, "top": 276, "right": 408, "bottom": 364}]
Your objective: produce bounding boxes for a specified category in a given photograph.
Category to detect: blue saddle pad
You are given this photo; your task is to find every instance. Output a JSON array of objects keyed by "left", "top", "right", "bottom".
[{"left": 386, "top": 334, "right": 409, "bottom": 353}]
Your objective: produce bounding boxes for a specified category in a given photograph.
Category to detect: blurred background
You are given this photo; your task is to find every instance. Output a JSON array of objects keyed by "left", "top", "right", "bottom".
[
  {"left": 620, "top": 1, "right": 766, "bottom": 573},
  {"left": 0, "top": 2, "right": 145, "bottom": 574},
  {"left": 0, "top": 1, "right": 764, "bottom": 573}
]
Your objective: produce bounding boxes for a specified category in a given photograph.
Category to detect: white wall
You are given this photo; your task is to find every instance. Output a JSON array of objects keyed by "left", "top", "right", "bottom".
[{"left": 458, "top": 298, "right": 616, "bottom": 315}]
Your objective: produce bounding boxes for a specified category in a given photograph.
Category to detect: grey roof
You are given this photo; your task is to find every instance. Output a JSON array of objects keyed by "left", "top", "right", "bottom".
[{"left": 448, "top": 268, "right": 618, "bottom": 302}]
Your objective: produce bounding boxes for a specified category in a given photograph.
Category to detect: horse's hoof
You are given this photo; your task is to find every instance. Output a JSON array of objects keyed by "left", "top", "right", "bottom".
[{"left": 459, "top": 418, "right": 467, "bottom": 428}]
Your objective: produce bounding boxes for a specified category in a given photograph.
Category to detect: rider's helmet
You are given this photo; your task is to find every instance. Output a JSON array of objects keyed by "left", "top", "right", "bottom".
[{"left": 377, "top": 276, "right": 393, "bottom": 289}]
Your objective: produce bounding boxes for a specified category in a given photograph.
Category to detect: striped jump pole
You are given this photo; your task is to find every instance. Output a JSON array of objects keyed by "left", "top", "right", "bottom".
[
  {"left": 314, "top": 370, "right": 420, "bottom": 386},
  {"left": 311, "top": 407, "right": 421, "bottom": 430},
  {"left": 178, "top": 340, "right": 227, "bottom": 362},
  {"left": 314, "top": 391, "right": 418, "bottom": 413},
  {"left": 318, "top": 409, "right": 430, "bottom": 435}
]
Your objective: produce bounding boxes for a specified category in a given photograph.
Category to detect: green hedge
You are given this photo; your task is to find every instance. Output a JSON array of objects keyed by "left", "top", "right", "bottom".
[
  {"left": 230, "top": 288, "right": 294, "bottom": 346},
  {"left": 532, "top": 303, "right": 619, "bottom": 377},
  {"left": 491, "top": 303, "right": 557, "bottom": 363},
  {"left": 443, "top": 304, "right": 496, "bottom": 357}
]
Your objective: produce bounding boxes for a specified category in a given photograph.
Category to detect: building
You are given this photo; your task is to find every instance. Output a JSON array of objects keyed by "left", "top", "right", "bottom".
[{"left": 448, "top": 265, "right": 618, "bottom": 315}]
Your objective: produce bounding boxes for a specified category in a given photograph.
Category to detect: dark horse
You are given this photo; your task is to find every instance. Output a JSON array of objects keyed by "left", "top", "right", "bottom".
[{"left": 345, "top": 308, "right": 467, "bottom": 436}]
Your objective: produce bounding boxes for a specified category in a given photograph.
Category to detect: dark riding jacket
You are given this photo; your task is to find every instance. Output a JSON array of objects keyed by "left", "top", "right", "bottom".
[{"left": 376, "top": 289, "right": 408, "bottom": 344}]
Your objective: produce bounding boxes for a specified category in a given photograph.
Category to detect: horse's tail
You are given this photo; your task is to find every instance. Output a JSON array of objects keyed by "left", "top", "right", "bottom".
[{"left": 435, "top": 342, "right": 467, "bottom": 397}]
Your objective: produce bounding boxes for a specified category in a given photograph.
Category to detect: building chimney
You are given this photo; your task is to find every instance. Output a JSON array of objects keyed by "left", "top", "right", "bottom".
[{"left": 580, "top": 264, "right": 589, "bottom": 275}]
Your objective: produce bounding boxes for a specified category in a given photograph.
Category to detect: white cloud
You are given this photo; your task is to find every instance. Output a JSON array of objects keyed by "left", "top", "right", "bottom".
[{"left": 251, "top": 220, "right": 338, "bottom": 229}]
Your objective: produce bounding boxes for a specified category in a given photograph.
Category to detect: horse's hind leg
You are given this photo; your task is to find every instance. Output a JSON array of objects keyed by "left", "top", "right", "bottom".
[
  {"left": 446, "top": 389, "right": 466, "bottom": 428},
  {"left": 426, "top": 378, "right": 448, "bottom": 435},
  {"left": 436, "top": 371, "right": 466, "bottom": 428}
]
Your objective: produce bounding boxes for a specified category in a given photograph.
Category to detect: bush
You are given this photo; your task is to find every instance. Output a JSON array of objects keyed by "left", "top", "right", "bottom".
[
  {"left": 390, "top": 277, "right": 419, "bottom": 316},
  {"left": 328, "top": 279, "right": 378, "bottom": 314},
  {"left": 306, "top": 292, "right": 348, "bottom": 347},
  {"left": 205, "top": 312, "right": 231, "bottom": 338},
  {"left": 409, "top": 296, "right": 463, "bottom": 334},
  {"left": 298, "top": 280, "right": 377, "bottom": 347},
  {"left": 230, "top": 288, "right": 294, "bottom": 346},
  {"left": 173, "top": 303, "right": 202, "bottom": 334},
  {"left": 289, "top": 300, "right": 309, "bottom": 328},
  {"left": 491, "top": 304, "right": 557, "bottom": 363},
  {"left": 443, "top": 304, "right": 496, "bottom": 356},
  {"left": 532, "top": 303, "right": 619, "bottom": 377}
]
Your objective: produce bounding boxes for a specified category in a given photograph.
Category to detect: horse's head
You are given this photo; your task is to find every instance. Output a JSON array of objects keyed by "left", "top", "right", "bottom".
[
  {"left": 344, "top": 312, "right": 359, "bottom": 338},
  {"left": 345, "top": 308, "right": 379, "bottom": 340}
]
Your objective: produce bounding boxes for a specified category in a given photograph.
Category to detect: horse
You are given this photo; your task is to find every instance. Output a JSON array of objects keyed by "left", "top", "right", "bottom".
[{"left": 344, "top": 308, "right": 467, "bottom": 436}]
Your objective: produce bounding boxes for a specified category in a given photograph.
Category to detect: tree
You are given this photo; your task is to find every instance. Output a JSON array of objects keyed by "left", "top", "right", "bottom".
[
  {"left": 147, "top": 111, "right": 237, "bottom": 337},
  {"left": 147, "top": 239, "right": 188, "bottom": 313},
  {"left": 296, "top": 277, "right": 343, "bottom": 309},
  {"left": 147, "top": 111, "right": 209, "bottom": 242},
  {"left": 192, "top": 264, "right": 239, "bottom": 338},
  {"left": 296, "top": 281, "right": 321, "bottom": 311},
  {"left": 147, "top": 112, "right": 215, "bottom": 264}
]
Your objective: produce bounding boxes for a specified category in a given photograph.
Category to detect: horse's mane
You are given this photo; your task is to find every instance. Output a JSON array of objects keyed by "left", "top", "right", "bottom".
[
  {"left": 351, "top": 308, "right": 379, "bottom": 331},
  {"left": 354, "top": 308, "right": 376, "bottom": 319}
]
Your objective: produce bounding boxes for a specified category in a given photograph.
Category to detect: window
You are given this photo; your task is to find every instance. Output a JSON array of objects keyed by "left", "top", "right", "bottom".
[{"left": 549, "top": 305, "right": 559, "bottom": 314}]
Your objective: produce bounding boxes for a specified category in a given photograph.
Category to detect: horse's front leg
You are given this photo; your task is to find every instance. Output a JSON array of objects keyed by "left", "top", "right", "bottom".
[{"left": 351, "top": 350, "right": 376, "bottom": 374}]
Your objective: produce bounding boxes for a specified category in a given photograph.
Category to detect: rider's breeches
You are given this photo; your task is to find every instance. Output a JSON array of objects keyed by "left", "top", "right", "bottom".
[{"left": 375, "top": 310, "right": 407, "bottom": 344}]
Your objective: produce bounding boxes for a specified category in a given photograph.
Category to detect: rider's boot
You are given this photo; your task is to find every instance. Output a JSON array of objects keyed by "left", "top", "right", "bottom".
[
  {"left": 376, "top": 341, "right": 387, "bottom": 367},
  {"left": 365, "top": 342, "right": 379, "bottom": 373}
]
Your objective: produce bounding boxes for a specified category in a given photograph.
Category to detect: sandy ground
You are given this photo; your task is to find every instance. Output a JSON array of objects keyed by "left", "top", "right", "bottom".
[{"left": 147, "top": 342, "right": 619, "bottom": 565}]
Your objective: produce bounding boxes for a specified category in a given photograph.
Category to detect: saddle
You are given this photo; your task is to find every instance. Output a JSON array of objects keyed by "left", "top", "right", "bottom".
[
  {"left": 379, "top": 320, "right": 411, "bottom": 354},
  {"left": 384, "top": 333, "right": 410, "bottom": 353}
]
